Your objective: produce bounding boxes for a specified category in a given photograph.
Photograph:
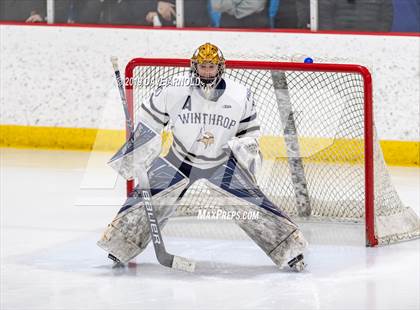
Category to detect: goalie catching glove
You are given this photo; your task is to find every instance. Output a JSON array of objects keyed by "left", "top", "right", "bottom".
[
  {"left": 227, "top": 136, "right": 262, "bottom": 180},
  {"left": 108, "top": 121, "right": 162, "bottom": 180}
]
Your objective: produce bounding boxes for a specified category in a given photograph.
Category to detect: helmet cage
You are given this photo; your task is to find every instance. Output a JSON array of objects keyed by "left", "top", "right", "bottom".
[
  {"left": 190, "top": 43, "right": 225, "bottom": 92},
  {"left": 191, "top": 61, "right": 225, "bottom": 91}
]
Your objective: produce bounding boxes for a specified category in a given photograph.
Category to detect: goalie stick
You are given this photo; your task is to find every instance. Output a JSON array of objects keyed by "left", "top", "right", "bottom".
[{"left": 110, "top": 56, "right": 195, "bottom": 272}]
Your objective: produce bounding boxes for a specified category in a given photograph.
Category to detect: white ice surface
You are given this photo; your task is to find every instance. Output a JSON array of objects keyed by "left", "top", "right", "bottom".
[{"left": 1, "top": 148, "right": 419, "bottom": 310}]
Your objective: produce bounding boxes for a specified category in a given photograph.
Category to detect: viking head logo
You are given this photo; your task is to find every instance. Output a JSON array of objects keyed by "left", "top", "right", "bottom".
[{"left": 197, "top": 131, "right": 215, "bottom": 149}]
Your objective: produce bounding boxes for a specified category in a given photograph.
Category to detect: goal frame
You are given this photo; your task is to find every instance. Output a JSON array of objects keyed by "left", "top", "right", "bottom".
[{"left": 124, "top": 58, "right": 375, "bottom": 246}]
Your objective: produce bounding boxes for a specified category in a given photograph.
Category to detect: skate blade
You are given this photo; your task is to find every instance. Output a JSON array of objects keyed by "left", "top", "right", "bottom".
[{"left": 287, "top": 254, "right": 306, "bottom": 272}]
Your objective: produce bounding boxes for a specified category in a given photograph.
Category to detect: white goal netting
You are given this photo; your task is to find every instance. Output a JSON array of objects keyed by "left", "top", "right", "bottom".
[{"left": 126, "top": 58, "right": 419, "bottom": 246}]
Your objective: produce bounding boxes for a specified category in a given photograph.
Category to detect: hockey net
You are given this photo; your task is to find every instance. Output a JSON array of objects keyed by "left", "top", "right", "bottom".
[{"left": 125, "top": 58, "right": 419, "bottom": 247}]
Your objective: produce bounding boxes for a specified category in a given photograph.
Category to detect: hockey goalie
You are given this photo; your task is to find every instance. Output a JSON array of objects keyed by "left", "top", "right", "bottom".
[{"left": 97, "top": 43, "right": 308, "bottom": 271}]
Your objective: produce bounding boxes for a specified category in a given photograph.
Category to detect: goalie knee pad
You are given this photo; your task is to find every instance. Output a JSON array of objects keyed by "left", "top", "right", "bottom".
[
  {"left": 97, "top": 157, "right": 189, "bottom": 263},
  {"left": 205, "top": 157, "right": 308, "bottom": 268}
]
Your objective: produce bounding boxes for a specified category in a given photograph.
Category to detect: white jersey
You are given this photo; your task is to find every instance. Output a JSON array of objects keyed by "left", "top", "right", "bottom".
[{"left": 139, "top": 77, "right": 260, "bottom": 169}]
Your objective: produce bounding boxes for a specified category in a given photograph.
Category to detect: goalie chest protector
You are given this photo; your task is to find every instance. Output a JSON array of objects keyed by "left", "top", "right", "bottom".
[{"left": 149, "top": 77, "right": 256, "bottom": 169}]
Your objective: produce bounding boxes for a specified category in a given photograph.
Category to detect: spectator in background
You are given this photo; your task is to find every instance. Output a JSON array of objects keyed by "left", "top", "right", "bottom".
[
  {"left": 273, "top": 0, "right": 309, "bottom": 29},
  {"left": 73, "top": 0, "right": 150, "bottom": 25},
  {"left": 54, "top": 0, "right": 74, "bottom": 23},
  {"left": 211, "top": 0, "right": 268, "bottom": 28},
  {"left": 72, "top": 0, "right": 102, "bottom": 24},
  {"left": 208, "top": 0, "right": 222, "bottom": 27},
  {"left": 145, "top": 0, "right": 210, "bottom": 27},
  {"left": 25, "top": 11, "right": 44, "bottom": 23},
  {"left": 146, "top": 1, "right": 176, "bottom": 26},
  {"left": 0, "top": 0, "right": 46, "bottom": 22},
  {"left": 104, "top": 0, "right": 143, "bottom": 24},
  {"left": 0, "top": 0, "right": 74, "bottom": 23},
  {"left": 318, "top": 0, "right": 394, "bottom": 32},
  {"left": 391, "top": 0, "right": 419, "bottom": 32},
  {"left": 72, "top": 0, "right": 123, "bottom": 24}
]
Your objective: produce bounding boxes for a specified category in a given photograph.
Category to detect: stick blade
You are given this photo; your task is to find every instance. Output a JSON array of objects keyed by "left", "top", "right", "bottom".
[
  {"left": 172, "top": 256, "right": 196, "bottom": 272},
  {"left": 110, "top": 56, "right": 119, "bottom": 70}
]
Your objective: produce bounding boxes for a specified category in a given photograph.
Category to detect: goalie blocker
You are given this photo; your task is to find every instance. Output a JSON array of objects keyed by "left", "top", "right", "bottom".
[{"left": 98, "top": 120, "right": 307, "bottom": 271}]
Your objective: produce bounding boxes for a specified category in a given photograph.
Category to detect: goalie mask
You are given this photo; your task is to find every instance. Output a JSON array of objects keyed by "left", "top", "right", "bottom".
[{"left": 191, "top": 43, "right": 225, "bottom": 99}]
